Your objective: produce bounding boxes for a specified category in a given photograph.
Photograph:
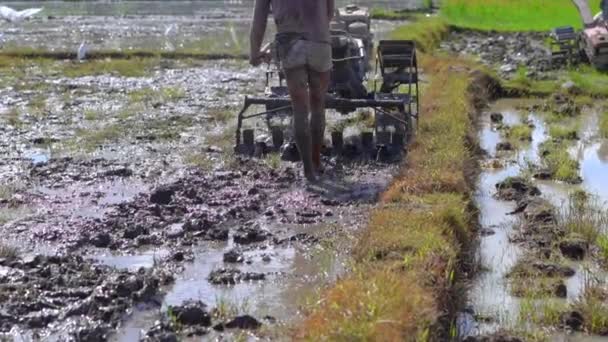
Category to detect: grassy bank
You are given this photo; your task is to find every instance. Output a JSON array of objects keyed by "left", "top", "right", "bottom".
[
  {"left": 298, "top": 18, "right": 483, "bottom": 339},
  {"left": 442, "top": 0, "right": 601, "bottom": 32},
  {"left": 389, "top": 17, "right": 448, "bottom": 53},
  {"left": 600, "top": 112, "right": 608, "bottom": 138}
]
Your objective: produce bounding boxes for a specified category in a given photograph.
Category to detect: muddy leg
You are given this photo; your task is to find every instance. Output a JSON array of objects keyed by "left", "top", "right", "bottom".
[
  {"left": 308, "top": 68, "right": 330, "bottom": 172},
  {"left": 284, "top": 67, "right": 316, "bottom": 181}
]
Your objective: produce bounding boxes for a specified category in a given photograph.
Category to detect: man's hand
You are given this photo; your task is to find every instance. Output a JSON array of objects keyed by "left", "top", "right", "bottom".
[
  {"left": 249, "top": 53, "right": 263, "bottom": 67},
  {"left": 249, "top": 49, "right": 271, "bottom": 67}
]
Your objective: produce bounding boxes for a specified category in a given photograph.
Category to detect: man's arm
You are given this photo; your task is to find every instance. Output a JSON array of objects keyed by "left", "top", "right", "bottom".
[
  {"left": 250, "top": 0, "right": 270, "bottom": 66},
  {"left": 327, "top": 0, "right": 335, "bottom": 20}
]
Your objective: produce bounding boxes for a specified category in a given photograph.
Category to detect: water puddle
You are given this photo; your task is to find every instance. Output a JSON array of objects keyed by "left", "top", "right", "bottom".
[
  {"left": 465, "top": 99, "right": 608, "bottom": 337},
  {"left": 581, "top": 141, "right": 608, "bottom": 203},
  {"left": 94, "top": 249, "right": 170, "bottom": 271},
  {"left": 32, "top": 179, "right": 146, "bottom": 218}
]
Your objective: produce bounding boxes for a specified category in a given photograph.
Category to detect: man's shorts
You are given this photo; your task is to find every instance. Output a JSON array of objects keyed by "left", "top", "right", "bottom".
[{"left": 277, "top": 39, "right": 332, "bottom": 73}]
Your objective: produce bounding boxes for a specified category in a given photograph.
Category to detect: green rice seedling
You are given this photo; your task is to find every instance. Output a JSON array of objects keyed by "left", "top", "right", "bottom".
[
  {"left": 557, "top": 191, "right": 608, "bottom": 244},
  {"left": 539, "top": 140, "right": 580, "bottom": 183},
  {"left": 600, "top": 111, "right": 608, "bottom": 138},
  {"left": 0, "top": 244, "right": 18, "bottom": 260},
  {"left": 442, "top": 0, "right": 601, "bottom": 32}
]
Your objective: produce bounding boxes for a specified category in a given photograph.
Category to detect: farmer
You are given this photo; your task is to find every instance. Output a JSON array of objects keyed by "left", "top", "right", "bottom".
[
  {"left": 602, "top": 0, "right": 608, "bottom": 21},
  {"left": 249, "top": 0, "right": 334, "bottom": 182}
]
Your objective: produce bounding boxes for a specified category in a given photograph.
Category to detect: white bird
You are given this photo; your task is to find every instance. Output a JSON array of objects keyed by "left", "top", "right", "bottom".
[
  {"left": 164, "top": 23, "right": 177, "bottom": 37},
  {"left": 77, "top": 41, "right": 88, "bottom": 61},
  {"left": 0, "top": 6, "right": 43, "bottom": 23}
]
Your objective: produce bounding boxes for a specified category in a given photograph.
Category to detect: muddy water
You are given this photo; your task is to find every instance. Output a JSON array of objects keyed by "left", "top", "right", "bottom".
[
  {"left": 0, "top": 0, "right": 419, "bottom": 52},
  {"left": 107, "top": 166, "right": 396, "bottom": 340},
  {"left": 464, "top": 99, "right": 608, "bottom": 337},
  {"left": 0, "top": 3, "right": 416, "bottom": 338}
]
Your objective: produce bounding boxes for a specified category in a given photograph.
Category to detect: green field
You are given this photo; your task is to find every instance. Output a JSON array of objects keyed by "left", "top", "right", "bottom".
[{"left": 442, "top": 0, "right": 602, "bottom": 31}]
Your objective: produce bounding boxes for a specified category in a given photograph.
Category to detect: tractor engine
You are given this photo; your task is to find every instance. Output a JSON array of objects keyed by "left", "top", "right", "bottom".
[
  {"left": 329, "top": 32, "right": 368, "bottom": 101},
  {"left": 328, "top": 5, "right": 373, "bottom": 102}
]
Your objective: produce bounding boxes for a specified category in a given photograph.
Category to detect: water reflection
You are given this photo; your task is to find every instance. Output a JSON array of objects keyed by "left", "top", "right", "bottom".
[{"left": 582, "top": 140, "right": 608, "bottom": 204}]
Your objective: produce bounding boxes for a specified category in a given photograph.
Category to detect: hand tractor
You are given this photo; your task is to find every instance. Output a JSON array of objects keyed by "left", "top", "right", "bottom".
[
  {"left": 235, "top": 5, "right": 420, "bottom": 162},
  {"left": 550, "top": 0, "right": 608, "bottom": 69}
]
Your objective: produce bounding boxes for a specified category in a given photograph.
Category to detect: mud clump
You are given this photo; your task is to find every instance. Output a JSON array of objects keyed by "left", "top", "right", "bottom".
[
  {"left": 555, "top": 282, "right": 568, "bottom": 298},
  {"left": 496, "top": 141, "right": 513, "bottom": 151},
  {"left": 224, "top": 315, "right": 262, "bottom": 330},
  {"left": 169, "top": 300, "right": 211, "bottom": 326},
  {"left": 550, "top": 93, "right": 580, "bottom": 117},
  {"left": 533, "top": 168, "right": 553, "bottom": 180},
  {"left": 150, "top": 185, "right": 176, "bottom": 205},
  {"left": 490, "top": 112, "right": 504, "bottom": 123},
  {"left": 562, "top": 311, "right": 584, "bottom": 331},
  {"left": 233, "top": 224, "right": 272, "bottom": 245},
  {"left": 495, "top": 177, "right": 540, "bottom": 201},
  {"left": 559, "top": 236, "right": 588, "bottom": 260},
  {"left": 464, "top": 334, "right": 523, "bottom": 342},
  {"left": 530, "top": 262, "right": 575, "bottom": 277},
  {"left": 442, "top": 31, "right": 549, "bottom": 77},
  {"left": 0, "top": 255, "right": 163, "bottom": 338},
  {"left": 208, "top": 268, "right": 265, "bottom": 285},
  {"left": 90, "top": 232, "right": 112, "bottom": 248},
  {"left": 223, "top": 249, "right": 244, "bottom": 263},
  {"left": 522, "top": 197, "right": 556, "bottom": 224}
]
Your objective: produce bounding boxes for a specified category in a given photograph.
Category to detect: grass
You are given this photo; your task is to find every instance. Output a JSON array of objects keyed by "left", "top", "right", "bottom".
[
  {"left": 600, "top": 111, "right": 608, "bottom": 138},
  {"left": 264, "top": 153, "right": 281, "bottom": 170},
  {"left": 206, "top": 108, "right": 233, "bottom": 124},
  {"left": 568, "top": 65, "right": 608, "bottom": 97},
  {"left": 0, "top": 244, "right": 18, "bottom": 261},
  {"left": 599, "top": 234, "right": 608, "bottom": 262},
  {"left": 574, "top": 283, "right": 608, "bottom": 334},
  {"left": 389, "top": 16, "right": 449, "bottom": 53},
  {"left": 370, "top": 8, "right": 415, "bottom": 20},
  {"left": 299, "top": 52, "right": 478, "bottom": 339},
  {"left": 539, "top": 140, "right": 581, "bottom": 183},
  {"left": 505, "top": 124, "right": 533, "bottom": 143},
  {"left": 71, "top": 124, "right": 124, "bottom": 151},
  {"left": 503, "top": 66, "right": 608, "bottom": 97},
  {"left": 84, "top": 109, "right": 101, "bottom": 121},
  {"left": 518, "top": 297, "right": 568, "bottom": 327},
  {"left": 143, "top": 115, "right": 193, "bottom": 140},
  {"left": 60, "top": 58, "right": 158, "bottom": 78},
  {"left": 510, "top": 276, "right": 566, "bottom": 298},
  {"left": 128, "top": 86, "right": 185, "bottom": 104},
  {"left": 212, "top": 296, "right": 249, "bottom": 321},
  {"left": 5, "top": 108, "right": 23, "bottom": 128},
  {"left": 548, "top": 124, "right": 579, "bottom": 141},
  {"left": 442, "top": 0, "right": 602, "bottom": 32},
  {"left": 557, "top": 191, "right": 608, "bottom": 244},
  {"left": 0, "top": 183, "right": 21, "bottom": 201}
]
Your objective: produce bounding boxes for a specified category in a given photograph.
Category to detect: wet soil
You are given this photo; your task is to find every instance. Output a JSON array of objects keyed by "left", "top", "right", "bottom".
[
  {"left": 441, "top": 31, "right": 553, "bottom": 78},
  {"left": 0, "top": 63, "right": 397, "bottom": 339},
  {"left": 0, "top": 3, "right": 415, "bottom": 339},
  {"left": 0, "top": 0, "right": 412, "bottom": 53},
  {"left": 461, "top": 99, "right": 608, "bottom": 339}
]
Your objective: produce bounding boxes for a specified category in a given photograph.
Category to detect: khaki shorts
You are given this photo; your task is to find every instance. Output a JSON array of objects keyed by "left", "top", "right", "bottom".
[{"left": 278, "top": 39, "right": 332, "bottom": 72}]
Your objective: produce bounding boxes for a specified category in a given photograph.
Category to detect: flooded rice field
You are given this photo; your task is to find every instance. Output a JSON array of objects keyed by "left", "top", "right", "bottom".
[
  {"left": 462, "top": 97, "right": 608, "bottom": 340},
  {"left": 0, "top": 0, "right": 419, "bottom": 52},
  {"left": 0, "top": 1, "right": 422, "bottom": 340}
]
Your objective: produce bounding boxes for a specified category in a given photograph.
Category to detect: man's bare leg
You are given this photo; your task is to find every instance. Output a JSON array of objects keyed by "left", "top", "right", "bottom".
[
  {"left": 308, "top": 69, "right": 330, "bottom": 172},
  {"left": 284, "top": 67, "right": 316, "bottom": 181}
]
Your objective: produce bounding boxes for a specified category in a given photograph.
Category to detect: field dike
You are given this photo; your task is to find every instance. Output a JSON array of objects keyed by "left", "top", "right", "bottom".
[{"left": 297, "top": 18, "right": 501, "bottom": 340}]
